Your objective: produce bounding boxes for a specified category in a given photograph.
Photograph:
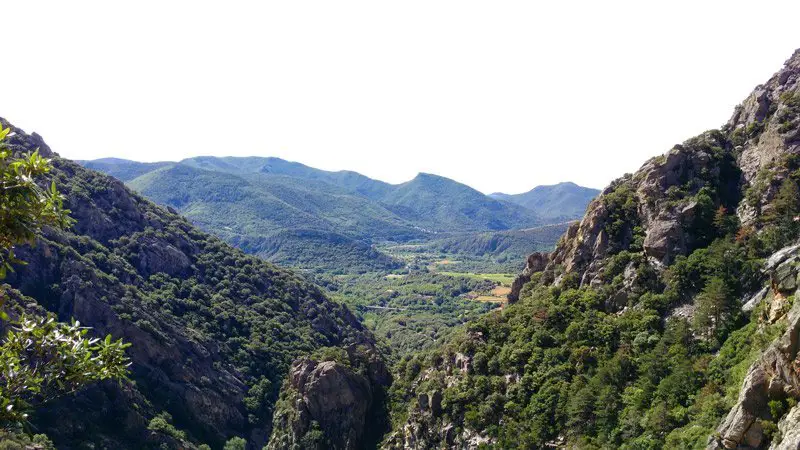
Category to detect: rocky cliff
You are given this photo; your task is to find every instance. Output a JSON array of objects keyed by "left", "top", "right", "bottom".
[
  {"left": 266, "top": 346, "right": 391, "bottom": 450},
  {"left": 0, "top": 119, "right": 387, "bottom": 449}
]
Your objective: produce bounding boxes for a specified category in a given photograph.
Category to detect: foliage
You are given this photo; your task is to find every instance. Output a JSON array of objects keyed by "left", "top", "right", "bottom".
[
  {"left": 0, "top": 125, "right": 73, "bottom": 278},
  {"left": 314, "top": 271, "right": 499, "bottom": 358},
  {"left": 602, "top": 183, "right": 643, "bottom": 253},
  {"left": 222, "top": 436, "right": 246, "bottom": 450},
  {"left": 0, "top": 317, "right": 129, "bottom": 424},
  {"left": 148, "top": 412, "right": 187, "bottom": 441},
  {"left": 0, "top": 430, "right": 55, "bottom": 450}
]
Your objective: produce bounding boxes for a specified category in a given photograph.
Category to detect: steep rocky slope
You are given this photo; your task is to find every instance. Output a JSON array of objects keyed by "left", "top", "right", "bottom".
[
  {"left": 0, "top": 119, "right": 387, "bottom": 449},
  {"left": 386, "top": 49, "right": 800, "bottom": 449}
]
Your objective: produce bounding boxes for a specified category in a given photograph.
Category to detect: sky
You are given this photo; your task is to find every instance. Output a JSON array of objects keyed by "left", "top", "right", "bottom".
[{"left": 2, "top": 1, "right": 800, "bottom": 194}]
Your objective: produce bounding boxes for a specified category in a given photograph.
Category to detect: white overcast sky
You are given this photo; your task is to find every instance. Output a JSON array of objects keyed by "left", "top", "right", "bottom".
[{"left": 2, "top": 1, "right": 799, "bottom": 194}]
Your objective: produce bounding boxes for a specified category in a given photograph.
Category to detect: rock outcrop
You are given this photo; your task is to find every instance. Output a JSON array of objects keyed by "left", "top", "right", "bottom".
[
  {"left": 266, "top": 346, "right": 390, "bottom": 450},
  {"left": 508, "top": 251, "right": 549, "bottom": 303}
]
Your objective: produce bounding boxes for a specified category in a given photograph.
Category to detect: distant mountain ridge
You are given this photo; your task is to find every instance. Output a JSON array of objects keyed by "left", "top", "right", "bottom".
[
  {"left": 490, "top": 181, "right": 600, "bottom": 221},
  {"left": 81, "top": 156, "right": 590, "bottom": 271}
]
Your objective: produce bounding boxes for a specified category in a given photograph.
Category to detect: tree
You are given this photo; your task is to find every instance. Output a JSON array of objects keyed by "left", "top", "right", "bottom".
[
  {"left": 764, "top": 179, "right": 800, "bottom": 251},
  {"left": 0, "top": 317, "right": 130, "bottom": 424},
  {"left": 773, "top": 179, "right": 800, "bottom": 225},
  {"left": 222, "top": 436, "right": 246, "bottom": 450},
  {"left": 0, "top": 124, "right": 130, "bottom": 426},
  {"left": 713, "top": 206, "right": 738, "bottom": 237},
  {"left": 693, "top": 277, "right": 734, "bottom": 344}
]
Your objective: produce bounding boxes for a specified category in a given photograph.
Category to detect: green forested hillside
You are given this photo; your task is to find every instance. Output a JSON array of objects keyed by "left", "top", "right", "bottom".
[
  {"left": 419, "top": 222, "right": 572, "bottom": 271},
  {"left": 1, "top": 119, "right": 386, "bottom": 449},
  {"left": 81, "top": 157, "right": 560, "bottom": 272},
  {"left": 382, "top": 173, "right": 540, "bottom": 231}
]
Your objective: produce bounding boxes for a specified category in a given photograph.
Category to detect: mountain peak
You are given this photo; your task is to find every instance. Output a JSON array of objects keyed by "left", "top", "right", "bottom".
[{"left": 491, "top": 182, "right": 599, "bottom": 221}]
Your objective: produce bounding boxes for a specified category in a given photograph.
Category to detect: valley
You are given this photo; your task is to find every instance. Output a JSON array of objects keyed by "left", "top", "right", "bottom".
[
  {"left": 3, "top": 30, "right": 800, "bottom": 450},
  {"left": 79, "top": 156, "right": 588, "bottom": 365}
]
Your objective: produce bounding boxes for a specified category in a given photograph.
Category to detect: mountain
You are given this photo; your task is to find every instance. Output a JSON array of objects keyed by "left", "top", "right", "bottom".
[
  {"left": 382, "top": 172, "right": 540, "bottom": 232},
  {"left": 80, "top": 156, "right": 545, "bottom": 272},
  {"left": 384, "top": 49, "right": 800, "bottom": 449},
  {"left": 1, "top": 119, "right": 389, "bottom": 449},
  {"left": 490, "top": 181, "right": 600, "bottom": 220},
  {"left": 79, "top": 157, "right": 173, "bottom": 182}
]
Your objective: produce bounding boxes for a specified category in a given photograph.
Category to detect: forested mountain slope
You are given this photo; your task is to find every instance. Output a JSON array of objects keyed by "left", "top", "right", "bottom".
[
  {"left": 1, "top": 119, "right": 388, "bottom": 449},
  {"left": 80, "top": 156, "right": 549, "bottom": 272},
  {"left": 385, "top": 49, "right": 800, "bottom": 450}
]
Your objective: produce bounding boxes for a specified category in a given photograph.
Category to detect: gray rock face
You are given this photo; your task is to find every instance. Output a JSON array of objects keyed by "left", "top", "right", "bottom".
[
  {"left": 267, "top": 350, "right": 390, "bottom": 450},
  {"left": 508, "top": 251, "right": 550, "bottom": 303},
  {"left": 770, "top": 406, "right": 800, "bottom": 450},
  {"left": 135, "top": 237, "right": 193, "bottom": 277},
  {"left": 642, "top": 216, "right": 684, "bottom": 262},
  {"left": 731, "top": 50, "right": 800, "bottom": 186},
  {"left": 742, "top": 287, "right": 770, "bottom": 313},
  {"left": 294, "top": 359, "right": 372, "bottom": 449},
  {"left": 731, "top": 50, "right": 800, "bottom": 227}
]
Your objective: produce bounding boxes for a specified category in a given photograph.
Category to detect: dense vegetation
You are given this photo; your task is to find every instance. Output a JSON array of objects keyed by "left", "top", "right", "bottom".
[
  {"left": 313, "top": 271, "right": 501, "bottom": 358},
  {"left": 402, "top": 223, "right": 571, "bottom": 273},
  {"left": 389, "top": 232, "right": 775, "bottom": 448}
]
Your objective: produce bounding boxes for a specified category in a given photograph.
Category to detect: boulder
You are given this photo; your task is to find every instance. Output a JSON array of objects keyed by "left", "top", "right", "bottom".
[
  {"left": 643, "top": 217, "right": 684, "bottom": 263},
  {"left": 268, "top": 354, "right": 389, "bottom": 450}
]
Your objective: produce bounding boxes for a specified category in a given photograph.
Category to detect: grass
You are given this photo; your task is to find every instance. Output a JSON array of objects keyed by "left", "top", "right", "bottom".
[{"left": 436, "top": 271, "right": 516, "bottom": 286}]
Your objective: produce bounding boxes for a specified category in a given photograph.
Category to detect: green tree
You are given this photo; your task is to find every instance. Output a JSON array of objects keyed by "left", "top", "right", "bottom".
[
  {"left": 713, "top": 206, "right": 738, "bottom": 237},
  {"left": 223, "top": 436, "right": 246, "bottom": 450},
  {"left": 0, "top": 124, "right": 130, "bottom": 426},
  {"left": 764, "top": 179, "right": 800, "bottom": 251},
  {"left": 693, "top": 277, "right": 734, "bottom": 344},
  {"left": 773, "top": 179, "right": 800, "bottom": 225}
]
